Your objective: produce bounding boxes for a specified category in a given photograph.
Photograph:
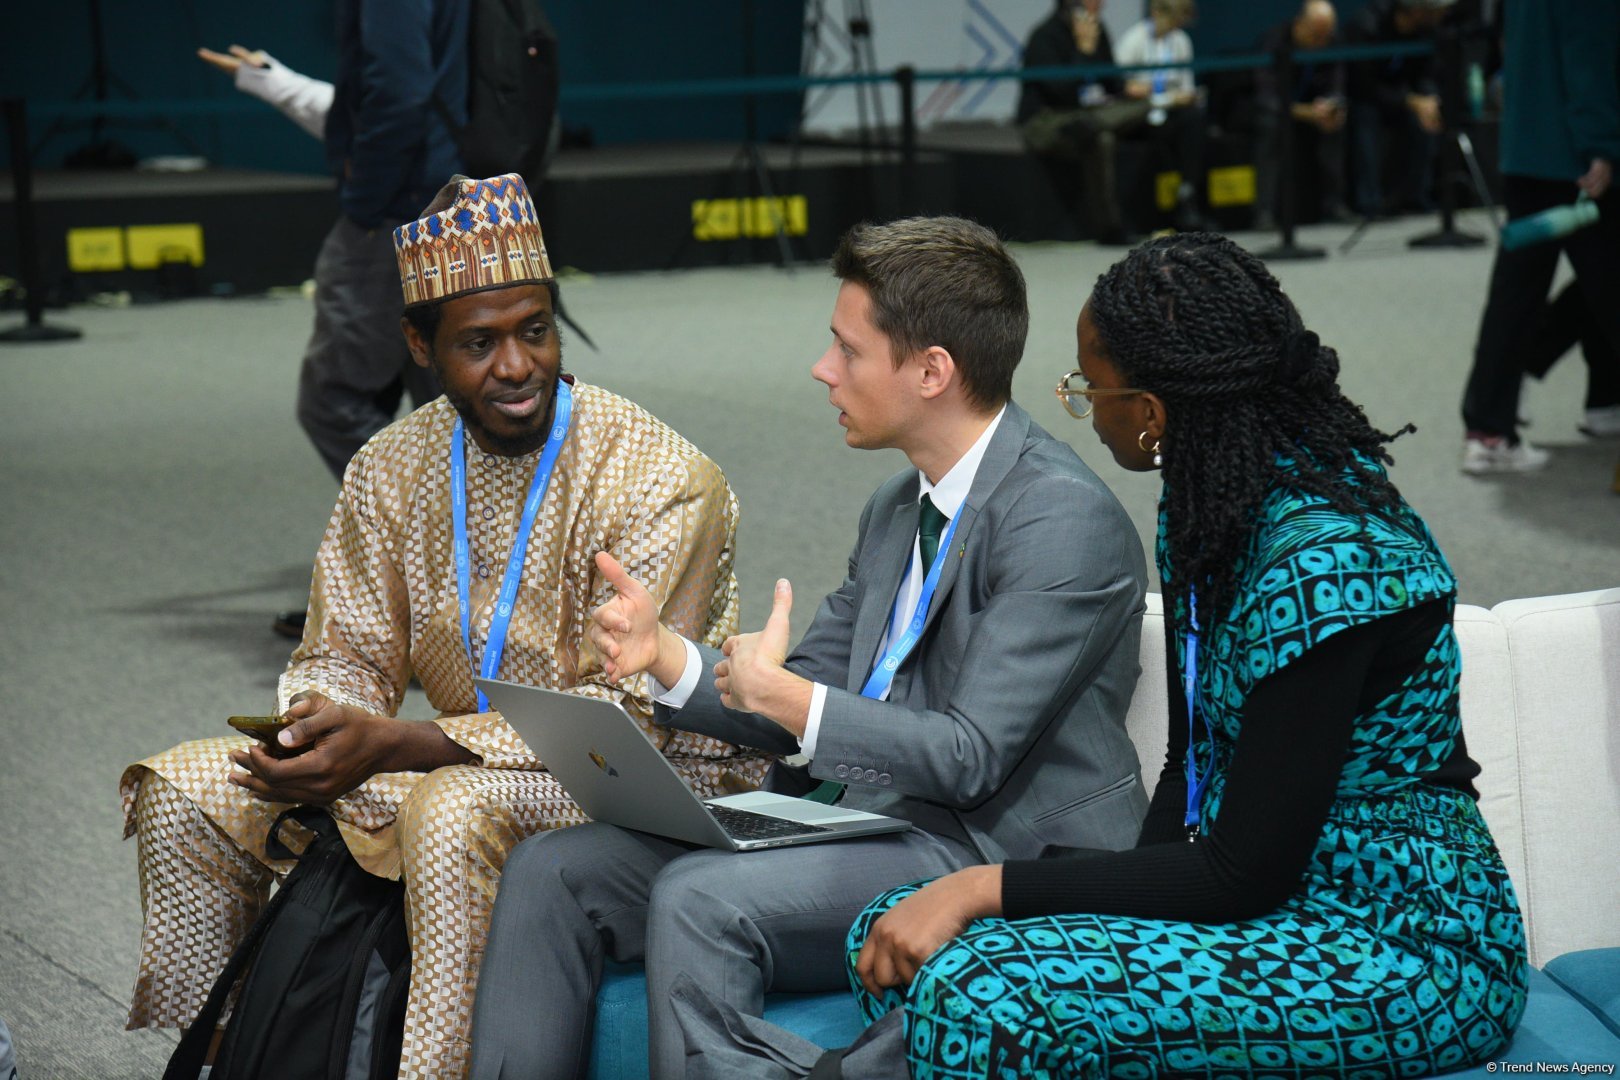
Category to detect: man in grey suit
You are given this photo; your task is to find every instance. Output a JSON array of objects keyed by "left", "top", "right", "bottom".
[{"left": 467, "top": 216, "right": 1147, "bottom": 1079}]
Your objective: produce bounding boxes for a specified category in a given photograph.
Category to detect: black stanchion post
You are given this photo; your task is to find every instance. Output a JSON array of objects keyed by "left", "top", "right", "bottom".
[
  {"left": 896, "top": 65, "right": 917, "bottom": 216},
  {"left": 1409, "top": 22, "right": 1483, "bottom": 249},
  {"left": 1257, "top": 44, "right": 1326, "bottom": 262},
  {"left": 2, "top": 98, "right": 81, "bottom": 344}
]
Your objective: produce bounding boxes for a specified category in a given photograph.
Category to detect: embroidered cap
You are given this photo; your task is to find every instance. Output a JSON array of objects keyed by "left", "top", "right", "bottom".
[{"left": 393, "top": 173, "right": 554, "bottom": 309}]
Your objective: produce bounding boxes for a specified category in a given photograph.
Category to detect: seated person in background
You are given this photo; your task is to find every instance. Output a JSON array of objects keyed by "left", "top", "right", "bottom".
[
  {"left": 695, "top": 231, "right": 1529, "bottom": 1078},
  {"left": 1344, "top": 0, "right": 1452, "bottom": 217},
  {"left": 1254, "top": 0, "right": 1352, "bottom": 229},
  {"left": 467, "top": 216, "right": 1150, "bottom": 1080},
  {"left": 1114, "top": 0, "right": 1211, "bottom": 231},
  {"left": 120, "top": 174, "right": 770, "bottom": 1080},
  {"left": 1017, "top": 0, "right": 1153, "bottom": 245}
]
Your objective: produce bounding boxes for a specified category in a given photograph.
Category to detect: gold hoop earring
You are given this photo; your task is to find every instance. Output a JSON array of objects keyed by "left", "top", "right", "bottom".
[{"left": 1137, "top": 431, "right": 1163, "bottom": 468}]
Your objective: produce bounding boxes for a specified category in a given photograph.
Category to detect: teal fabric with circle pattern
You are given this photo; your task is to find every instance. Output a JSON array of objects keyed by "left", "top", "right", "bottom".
[{"left": 845, "top": 468, "right": 1529, "bottom": 1079}]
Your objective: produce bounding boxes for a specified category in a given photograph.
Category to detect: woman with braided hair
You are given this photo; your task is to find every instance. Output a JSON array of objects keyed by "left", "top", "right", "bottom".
[{"left": 839, "top": 233, "right": 1528, "bottom": 1079}]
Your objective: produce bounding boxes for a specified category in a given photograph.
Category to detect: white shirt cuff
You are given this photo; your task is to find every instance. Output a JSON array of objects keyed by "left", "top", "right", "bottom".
[
  {"left": 797, "top": 682, "right": 830, "bottom": 759},
  {"left": 650, "top": 636, "right": 703, "bottom": 709}
]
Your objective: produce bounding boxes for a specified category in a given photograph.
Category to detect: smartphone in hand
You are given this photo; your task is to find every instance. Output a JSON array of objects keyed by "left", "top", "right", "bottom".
[{"left": 227, "top": 715, "right": 294, "bottom": 742}]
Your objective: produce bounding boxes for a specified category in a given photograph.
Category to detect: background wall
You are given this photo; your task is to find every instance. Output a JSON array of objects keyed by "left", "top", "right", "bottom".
[
  {"left": 4, "top": 0, "right": 1373, "bottom": 171},
  {"left": 3, "top": 0, "right": 804, "bottom": 170}
]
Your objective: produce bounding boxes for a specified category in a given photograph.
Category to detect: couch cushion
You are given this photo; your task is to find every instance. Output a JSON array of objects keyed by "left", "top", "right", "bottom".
[
  {"left": 1492, "top": 589, "right": 1620, "bottom": 966},
  {"left": 1545, "top": 948, "right": 1620, "bottom": 1039},
  {"left": 590, "top": 963, "right": 862, "bottom": 1080},
  {"left": 1443, "top": 967, "right": 1620, "bottom": 1077},
  {"left": 1450, "top": 603, "right": 1526, "bottom": 912}
]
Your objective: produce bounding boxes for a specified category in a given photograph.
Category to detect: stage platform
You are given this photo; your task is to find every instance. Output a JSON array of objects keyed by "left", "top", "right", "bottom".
[
  {"left": 0, "top": 142, "right": 954, "bottom": 300},
  {"left": 1, "top": 120, "right": 1502, "bottom": 302}
]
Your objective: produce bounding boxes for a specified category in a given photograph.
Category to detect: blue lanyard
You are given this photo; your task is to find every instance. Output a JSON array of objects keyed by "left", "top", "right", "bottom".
[
  {"left": 451, "top": 381, "right": 574, "bottom": 713},
  {"left": 1182, "top": 593, "right": 1213, "bottom": 839},
  {"left": 1152, "top": 30, "right": 1171, "bottom": 97},
  {"left": 860, "top": 512, "right": 961, "bottom": 700}
]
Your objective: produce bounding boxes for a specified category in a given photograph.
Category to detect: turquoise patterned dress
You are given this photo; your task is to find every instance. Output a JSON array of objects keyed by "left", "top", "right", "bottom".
[{"left": 845, "top": 474, "right": 1528, "bottom": 1079}]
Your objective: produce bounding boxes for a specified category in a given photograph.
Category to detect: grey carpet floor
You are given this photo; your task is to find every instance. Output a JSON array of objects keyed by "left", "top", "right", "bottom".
[{"left": 1, "top": 212, "right": 1616, "bottom": 1077}]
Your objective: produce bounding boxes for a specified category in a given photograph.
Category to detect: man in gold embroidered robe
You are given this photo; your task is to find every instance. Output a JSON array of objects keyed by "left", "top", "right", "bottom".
[{"left": 120, "top": 174, "right": 771, "bottom": 1079}]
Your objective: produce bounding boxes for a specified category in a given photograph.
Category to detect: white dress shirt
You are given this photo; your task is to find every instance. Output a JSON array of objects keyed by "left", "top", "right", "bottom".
[{"left": 652, "top": 407, "right": 1007, "bottom": 761}]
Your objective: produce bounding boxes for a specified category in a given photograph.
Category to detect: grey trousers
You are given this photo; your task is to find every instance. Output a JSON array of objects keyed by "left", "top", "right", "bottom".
[
  {"left": 1021, "top": 100, "right": 1154, "bottom": 236},
  {"left": 296, "top": 216, "right": 440, "bottom": 480},
  {"left": 467, "top": 822, "right": 978, "bottom": 1080},
  {"left": 668, "top": 977, "right": 906, "bottom": 1080}
]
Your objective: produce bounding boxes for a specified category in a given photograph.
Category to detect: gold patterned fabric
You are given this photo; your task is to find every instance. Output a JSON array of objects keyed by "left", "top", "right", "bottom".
[{"left": 121, "top": 381, "right": 771, "bottom": 1078}]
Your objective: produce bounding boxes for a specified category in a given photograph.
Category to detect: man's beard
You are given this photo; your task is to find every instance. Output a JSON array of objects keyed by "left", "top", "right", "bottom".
[{"left": 442, "top": 365, "right": 565, "bottom": 457}]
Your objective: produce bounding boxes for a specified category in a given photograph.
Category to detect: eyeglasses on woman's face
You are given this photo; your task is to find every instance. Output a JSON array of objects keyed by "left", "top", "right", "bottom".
[{"left": 1054, "top": 369, "right": 1144, "bottom": 420}]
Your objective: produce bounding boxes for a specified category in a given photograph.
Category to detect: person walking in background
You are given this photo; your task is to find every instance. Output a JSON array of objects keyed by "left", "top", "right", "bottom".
[
  {"left": 200, "top": 0, "right": 467, "bottom": 637},
  {"left": 1460, "top": 0, "right": 1619, "bottom": 474},
  {"left": 1522, "top": 282, "right": 1620, "bottom": 441}
]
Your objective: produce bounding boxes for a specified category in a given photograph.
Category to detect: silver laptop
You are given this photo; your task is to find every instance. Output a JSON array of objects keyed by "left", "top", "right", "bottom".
[{"left": 477, "top": 678, "right": 911, "bottom": 851}]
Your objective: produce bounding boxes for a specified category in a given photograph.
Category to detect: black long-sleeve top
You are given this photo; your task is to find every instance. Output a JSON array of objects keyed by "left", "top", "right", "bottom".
[
  {"left": 1017, "top": 9, "right": 1124, "bottom": 124},
  {"left": 1343, "top": 0, "right": 1441, "bottom": 121},
  {"left": 1253, "top": 20, "right": 1348, "bottom": 113},
  {"left": 1002, "top": 598, "right": 1479, "bottom": 922}
]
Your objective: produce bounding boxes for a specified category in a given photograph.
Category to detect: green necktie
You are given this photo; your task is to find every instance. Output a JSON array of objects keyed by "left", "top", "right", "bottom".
[
  {"left": 918, "top": 493, "right": 948, "bottom": 577},
  {"left": 804, "top": 495, "right": 949, "bottom": 806}
]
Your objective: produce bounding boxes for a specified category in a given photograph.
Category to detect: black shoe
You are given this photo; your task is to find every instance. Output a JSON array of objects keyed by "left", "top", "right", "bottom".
[{"left": 272, "top": 610, "right": 307, "bottom": 640}]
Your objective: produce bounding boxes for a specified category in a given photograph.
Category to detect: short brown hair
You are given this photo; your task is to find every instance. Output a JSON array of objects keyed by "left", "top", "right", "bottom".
[{"left": 830, "top": 216, "right": 1028, "bottom": 410}]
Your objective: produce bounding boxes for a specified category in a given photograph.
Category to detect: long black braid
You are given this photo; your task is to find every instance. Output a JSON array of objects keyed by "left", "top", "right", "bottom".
[{"left": 1088, "top": 232, "right": 1414, "bottom": 631}]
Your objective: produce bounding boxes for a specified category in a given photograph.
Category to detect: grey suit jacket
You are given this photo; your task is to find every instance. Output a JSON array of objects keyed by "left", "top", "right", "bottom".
[{"left": 657, "top": 401, "right": 1149, "bottom": 862}]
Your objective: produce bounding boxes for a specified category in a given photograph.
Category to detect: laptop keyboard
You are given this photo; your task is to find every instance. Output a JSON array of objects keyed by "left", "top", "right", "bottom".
[{"left": 707, "top": 804, "right": 833, "bottom": 842}]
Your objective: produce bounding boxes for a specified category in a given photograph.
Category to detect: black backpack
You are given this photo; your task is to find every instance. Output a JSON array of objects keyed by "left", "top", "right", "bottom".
[
  {"left": 165, "top": 807, "right": 411, "bottom": 1080},
  {"left": 435, "top": 0, "right": 561, "bottom": 183}
]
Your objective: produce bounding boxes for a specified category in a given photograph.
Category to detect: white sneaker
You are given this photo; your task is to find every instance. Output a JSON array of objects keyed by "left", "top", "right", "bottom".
[
  {"left": 1579, "top": 406, "right": 1620, "bottom": 438},
  {"left": 1461, "top": 436, "right": 1551, "bottom": 474}
]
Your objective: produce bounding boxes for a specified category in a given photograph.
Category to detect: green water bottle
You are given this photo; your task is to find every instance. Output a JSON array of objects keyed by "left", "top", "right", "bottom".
[{"left": 1500, "top": 194, "right": 1600, "bottom": 251}]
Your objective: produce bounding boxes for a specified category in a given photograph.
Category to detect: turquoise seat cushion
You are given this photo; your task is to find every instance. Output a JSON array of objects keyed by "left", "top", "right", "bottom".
[
  {"left": 591, "top": 964, "right": 1620, "bottom": 1079},
  {"left": 1442, "top": 968, "right": 1620, "bottom": 1078},
  {"left": 588, "top": 961, "right": 863, "bottom": 1080},
  {"left": 1544, "top": 948, "right": 1620, "bottom": 1039}
]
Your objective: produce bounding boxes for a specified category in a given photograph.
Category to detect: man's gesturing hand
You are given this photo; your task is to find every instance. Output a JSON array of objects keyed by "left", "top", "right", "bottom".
[
  {"left": 714, "top": 580, "right": 813, "bottom": 735},
  {"left": 589, "top": 552, "right": 686, "bottom": 688}
]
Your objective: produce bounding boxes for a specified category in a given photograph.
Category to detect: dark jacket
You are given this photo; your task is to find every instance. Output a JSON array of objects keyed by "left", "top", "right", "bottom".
[
  {"left": 1500, "top": 0, "right": 1620, "bottom": 180},
  {"left": 1344, "top": 0, "right": 1439, "bottom": 120},
  {"left": 1253, "top": 20, "right": 1346, "bottom": 113},
  {"left": 327, "top": 0, "right": 469, "bottom": 229},
  {"left": 1017, "top": 7, "right": 1123, "bottom": 124}
]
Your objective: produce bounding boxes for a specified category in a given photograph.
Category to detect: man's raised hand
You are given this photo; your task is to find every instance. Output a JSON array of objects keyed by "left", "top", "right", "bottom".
[
  {"left": 714, "top": 579, "right": 812, "bottom": 734},
  {"left": 590, "top": 552, "right": 682, "bottom": 686},
  {"left": 197, "top": 44, "right": 267, "bottom": 75}
]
